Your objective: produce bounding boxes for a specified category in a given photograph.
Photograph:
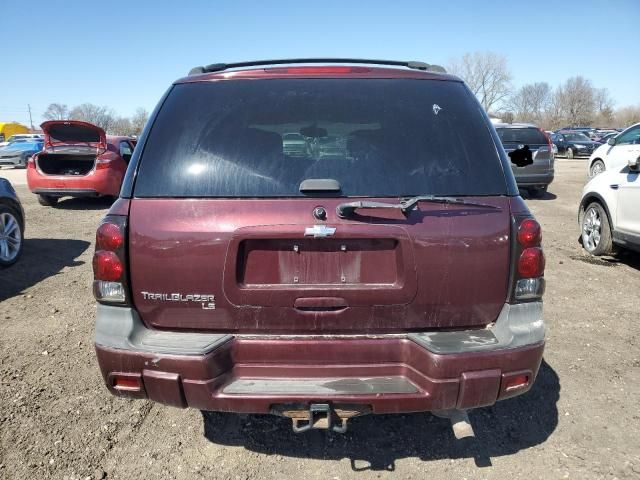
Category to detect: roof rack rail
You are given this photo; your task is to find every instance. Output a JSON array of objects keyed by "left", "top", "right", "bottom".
[{"left": 188, "top": 58, "right": 447, "bottom": 76}]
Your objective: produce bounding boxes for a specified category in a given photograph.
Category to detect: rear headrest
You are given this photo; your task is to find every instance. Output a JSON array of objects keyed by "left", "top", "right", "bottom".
[
  {"left": 203, "top": 127, "right": 283, "bottom": 162},
  {"left": 237, "top": 128, "right": 283, "bottom": 157}
]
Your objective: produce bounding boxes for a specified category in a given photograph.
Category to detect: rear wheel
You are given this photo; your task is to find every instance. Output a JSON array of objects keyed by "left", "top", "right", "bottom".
[
  {"left": 528, "top": 186, "right": 547, "bottom": 198},
  {"left": 567, "top": 147, "right": 574, "bottom": 159},
  {"left": 581, "top": 202, "right": 613, "bottom": 256},
  {"left": 0, "top": 206, "right": 23, "bottom": 267},
  {"left": 16, "top": 154, "right": 29, "bottom": 169},
  {"left": 37, "top": 194, "right": 59, "bottom": 207},
  {"left": 590, "top": 160, "right": 605, "bottom": 177}
]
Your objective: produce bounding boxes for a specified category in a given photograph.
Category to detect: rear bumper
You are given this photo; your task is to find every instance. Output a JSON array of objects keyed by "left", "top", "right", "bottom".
[
  {"left": 27, "top": 167, "right": 122, "bottom": 197},
  {"left": 95, "top": 303, "right": 545, "bottom": 414},
  {"left": 32, "top": 188, "right": 99, "bottom": 197},
  {"left": 515, "top": 172, "right": 554, "bottom": 187}
]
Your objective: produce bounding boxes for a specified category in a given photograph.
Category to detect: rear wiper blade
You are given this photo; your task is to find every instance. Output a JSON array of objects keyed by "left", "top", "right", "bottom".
[{"left": 336, "top": 195, "right": 500, "bottom": 218}]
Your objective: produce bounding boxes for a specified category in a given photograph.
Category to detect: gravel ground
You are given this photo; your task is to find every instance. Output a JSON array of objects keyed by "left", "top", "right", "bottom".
[{"left": 1, "top": 161, "right": 639, "bottom": 480}]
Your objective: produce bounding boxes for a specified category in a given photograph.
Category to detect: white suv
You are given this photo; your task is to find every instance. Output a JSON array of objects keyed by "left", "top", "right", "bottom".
[
  {"left": 587, "top": 123, "right": 640, "bottom": 177},
  {"left": 580, "top": 153, "right": 640, "bottom": 255}
]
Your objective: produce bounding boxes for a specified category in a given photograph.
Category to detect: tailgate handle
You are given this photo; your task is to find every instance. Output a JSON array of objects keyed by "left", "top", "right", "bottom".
[{"left": 294, "top": 297, "right": 348, "bottom": 312}]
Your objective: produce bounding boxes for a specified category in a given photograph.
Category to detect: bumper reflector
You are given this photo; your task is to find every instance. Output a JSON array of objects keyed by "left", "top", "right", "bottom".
[
  {"left": 113, "top": 375, "right": 142, "bottom": 392},
  {"left": 504, "top": 374, "right": 529, "bottom": 392}
]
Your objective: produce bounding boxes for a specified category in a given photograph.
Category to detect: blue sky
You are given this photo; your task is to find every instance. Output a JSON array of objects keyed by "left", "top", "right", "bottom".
[{"left": 1, "top": 0, "right": 638, "bottom": 126}]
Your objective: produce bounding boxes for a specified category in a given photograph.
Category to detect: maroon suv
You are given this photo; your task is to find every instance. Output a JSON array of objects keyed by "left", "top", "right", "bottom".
[{"left": 93, "top": 59, "right": 545, "bottom": 435}]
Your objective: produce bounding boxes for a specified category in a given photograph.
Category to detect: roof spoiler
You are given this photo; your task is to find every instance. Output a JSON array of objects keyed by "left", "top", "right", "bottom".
[{"left": 188, "top": 58, "right": 447, "bottom": 76}]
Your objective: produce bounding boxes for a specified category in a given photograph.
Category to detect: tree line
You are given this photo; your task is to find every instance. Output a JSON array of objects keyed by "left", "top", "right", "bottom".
[
  {"left": 42, "top": 103, "right": 149, "bottom": 136},
  {"left": 447, "top": 51, "right": 640, "bottom": 130}
]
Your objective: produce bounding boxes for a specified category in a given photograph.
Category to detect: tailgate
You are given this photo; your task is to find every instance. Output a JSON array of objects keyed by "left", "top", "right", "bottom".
[
  {"left": 128, "top": 197, "right": 511, "bottom": 333},
  {"left": 504, "top": 142, "right": 552, "bottom": 175}
]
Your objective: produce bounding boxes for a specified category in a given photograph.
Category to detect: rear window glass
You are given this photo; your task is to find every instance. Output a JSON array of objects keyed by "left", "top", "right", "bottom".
[
  {"left": 135, "top": 79, "right": 507, "bottom": 198},
  {"left": 496, "top": 128, "right": 547, "bottom": 145}
]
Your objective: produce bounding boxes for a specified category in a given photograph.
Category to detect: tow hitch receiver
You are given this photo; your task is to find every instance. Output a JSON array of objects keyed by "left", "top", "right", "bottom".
[{"left": 273, "top": 403, "right": 371, "bottom": 433}]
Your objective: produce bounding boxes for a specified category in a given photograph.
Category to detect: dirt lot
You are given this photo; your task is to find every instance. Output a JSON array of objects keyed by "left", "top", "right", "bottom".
[{"left": 1, "top": 161, "right": 639, "bottom": 480}]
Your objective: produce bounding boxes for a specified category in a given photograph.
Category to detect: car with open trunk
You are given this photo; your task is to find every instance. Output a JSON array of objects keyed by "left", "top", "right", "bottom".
[
  {"left": 93, "top": 59, "right": 546, "bottom": 435},
  {"left": 27, "top": 120, "right": 136, "bottom": 206}
]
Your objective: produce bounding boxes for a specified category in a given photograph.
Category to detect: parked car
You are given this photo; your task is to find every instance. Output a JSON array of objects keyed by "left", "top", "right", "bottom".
[
  {"left": 495, "top": 123, "right": 554, "bottom": 197},
  {"left": 0, "top": 122, "right": 29, "bottom": 147},
  {"left": 551, "top": 131, "right": 600, "bottom": 158},
  {"left": 92, "top": 59, "right": 546, "bottom": 435},
  {"left": 282, "top": 133, "right": 309, "bottom": 157},
  {"left": 580, "top": 153, "right": 640, "bottom": 255},
  {"left": 594, "top": 131, "right": 618, "bottom": 145},
  {"left": 27, "top": 121, "right": 136, "bottom": 206},
  {"left": 587, "top": 123, "right": 640, "bottom": 177},
  {"left": 0, "top": 139, "right": 43, "bottom": 168},
  {"left": 0, "top": 133, "right": 45, "bottom": 148},
  {"left": 557, "top": 126, "right": 593, "bottom": 134},
  {"left": 0, "top": 177, "right": 25, "bottom": 267}
]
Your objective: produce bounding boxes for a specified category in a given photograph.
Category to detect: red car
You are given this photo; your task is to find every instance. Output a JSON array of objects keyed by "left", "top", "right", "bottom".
[
  {"left": 93, "top": 59, "right": 545, "bottom": 436},
  {"left": 27, "top": 120, "right": 136, "bottom": 206}
]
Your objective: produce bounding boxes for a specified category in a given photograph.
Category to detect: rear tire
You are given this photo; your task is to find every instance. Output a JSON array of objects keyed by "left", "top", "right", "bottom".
[
  {"left": 590, "top": 160, "right": 605, "bottom": 177},
  {"left": 567, "top": 148, "right": 574, "bottom": 159},
  {"left": 16, "top": 154, "right": 29, "bottom": 169},
  {"left": 528, "top": 186, "right": 547, "bottom": 198},
  {"left": 37, "top": 194, "right": 59, "bottom": 207},
  {"left": 581, "top": 202, "right": 613, "bottom": 256}
]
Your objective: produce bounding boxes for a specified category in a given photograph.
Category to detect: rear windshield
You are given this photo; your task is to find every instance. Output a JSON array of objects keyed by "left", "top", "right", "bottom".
[
  {"left": 496, "top": 127, "right": 547, "bottom": 145},
  {"left": 135, "top": 79, "right": 507, "bottom": 198}
]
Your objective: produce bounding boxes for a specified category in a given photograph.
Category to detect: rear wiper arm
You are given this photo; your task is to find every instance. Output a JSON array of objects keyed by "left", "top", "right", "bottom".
[{"left": 336, "top": 195, "right": 500, "bottom": 218}]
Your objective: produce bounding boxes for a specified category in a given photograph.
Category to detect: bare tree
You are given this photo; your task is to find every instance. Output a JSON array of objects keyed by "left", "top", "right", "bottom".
[
  {"left": 69, "top": 103, "right": 115, "bottom": 131},
  {"left": 616, "top": 105, "right": 640, "bottom": 127},
  {"left": 448, "top": 52, "right": 512, "bottom": 111},
  {"left": 109, "top": 117, "right": 133, "bottom": 136},
  {"left": 508, "top": 82, "right": 551, "bottom": 124},
  {"left": 130, "top": 108, "right": 149, "bottom": 136},
  {"left": 501, "top": 111, "right": 514, "bottom": 124},
  {"left": 556, "top": 76, "right": 596, "bottom": 127},
  {"left": 42, "top": 103, "right": 69, "bottom": 121},
  {"left": 540, "top": 87, "right": 566, "bottom": 130},
  {"left": 594, "top": 88, "right": 615, "bottom": 126}
]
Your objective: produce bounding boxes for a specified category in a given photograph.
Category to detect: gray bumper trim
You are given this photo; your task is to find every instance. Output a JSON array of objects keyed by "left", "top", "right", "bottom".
[
  {"left": 95, "top": 304, "right": 232, "bottom": 355},
  {"left": 95, "top": 302, "right": 543, "bottom": 357},
  {"left": 223, "top": 377, "right": 418, "bottom": 395},
  {"left": 408, "top": 302, "right": 544, "bottom": 354}
]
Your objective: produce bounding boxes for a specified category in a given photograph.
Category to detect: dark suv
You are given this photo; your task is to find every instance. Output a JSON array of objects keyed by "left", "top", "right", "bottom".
[
  {"left": 495, "top": 123, "right": 555, "bottom": 197},
  {"left": 93, "top": 59, "right": 546, "bottom": 435}
]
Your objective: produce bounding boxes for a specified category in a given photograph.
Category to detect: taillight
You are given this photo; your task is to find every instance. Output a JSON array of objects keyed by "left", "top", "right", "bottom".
[
  {"left": 27, "top": 156, "right": 36, "bottom": 168},
  {"left": 540, "top": 128, "right": 554, "bottom": 159},
  {"left": 512, "top": 217, "right": 545, "bottom": 301},
  {"left": 96, "top": 223, "right": 124, "bottom": 250},
  {"left": 268, "top": 66, "right": 371, "bottom": 74},
  {"left": 95, "top": 158, "right": 112, "bottom": 170},
  {"left": 93, "top": 216, "right": 129, "bottom": 304},
  {"left": 517, "top": 219, "right": 542, "bottom": 248},
  {"left": 93, "top": 251, "right": 123, "bottom": 281},
  {"left": 518, "top": 247, "right": 545, "bottom": 278}
]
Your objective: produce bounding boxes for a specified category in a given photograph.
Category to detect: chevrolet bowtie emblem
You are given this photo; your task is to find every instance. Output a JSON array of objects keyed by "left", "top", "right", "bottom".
[{"left": 304, "top": 225, "right": 336, "bottom": 238}]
